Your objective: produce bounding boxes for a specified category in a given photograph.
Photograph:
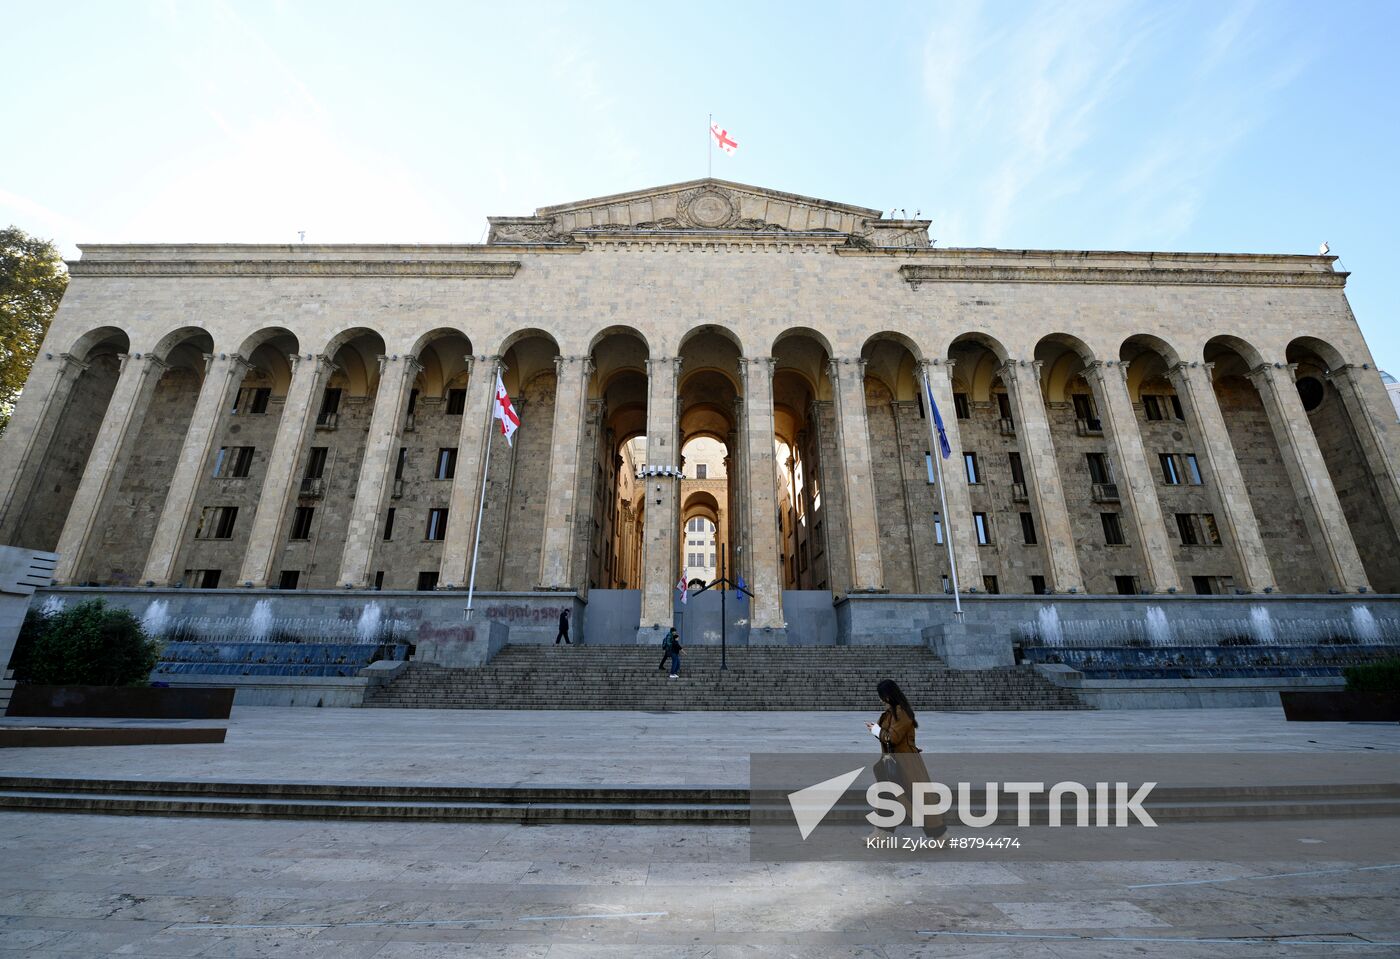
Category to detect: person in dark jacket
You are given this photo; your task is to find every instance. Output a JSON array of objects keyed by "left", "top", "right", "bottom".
[
  {"left": 657, "top": 628, "right": 676, "bottom": 672},
  {"left": 555, "top": 609, "right": 571, "bottom": 645},
  {"left": 866, "top": 678, "right": 945, "bottom": 838}
]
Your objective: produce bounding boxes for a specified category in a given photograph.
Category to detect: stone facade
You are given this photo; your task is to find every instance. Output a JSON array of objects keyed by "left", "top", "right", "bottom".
[{"left": 1, "top": 177, "right": 1397, "bottom": 643}]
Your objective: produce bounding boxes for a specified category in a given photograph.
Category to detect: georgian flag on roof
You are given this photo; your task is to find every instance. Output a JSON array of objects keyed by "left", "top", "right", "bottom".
[
  {"left": 710, "top": 122, "right": 738, "bottom": 154},
  {"left": 493, "top": 370, "right": 520, "bottom": 446}
]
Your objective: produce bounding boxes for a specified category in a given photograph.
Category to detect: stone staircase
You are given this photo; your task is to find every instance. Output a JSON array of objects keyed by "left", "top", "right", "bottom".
[{"left": 362, "top": 644, "right": 1089, "bottom": 711}]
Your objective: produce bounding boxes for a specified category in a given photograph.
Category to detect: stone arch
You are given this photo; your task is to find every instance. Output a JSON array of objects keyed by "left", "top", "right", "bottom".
[
  {"left": 1034, "top": 333, "right": 1096, "bottom": 404},
  {"left": 862, "top": 332, "right": 923, "bottom": 401},
  {"left": 947, "top": 333, "right": 1010, "bottom": 404},
  {"left": 589, "top": 324, "right": 649, "bottom": 354},
  {"left": 1119, "top": 333, "right": 1183, "bottom": 402},
  {"left": 6, "top": 327, "right": 133, "bottom": 552},
  {"left": 859, "top": 334, "right": 925, "bottom": 592},
  {"left": 588, "top": 327, "right": 652, "bottom": 590},
  {"left": 412, "top": 330, "right": 475, "bottom": 400},
  {"left": 322, "top": 329, "right": 387, "bottom": 398},
  {"left": 409, "top": 326, "right": 473, "bottom": 357},
  {"left": 1206, "top": 335, "right": 1323, "bottom": 592},
  {"left": 64, "top": 325, "right": 130, "bottom": 362},
  {"left": 88, "top": 326, "right": 214, "bottom": 584},
  {"left": 679, "top": 322, "right": 743, "bottom": 355},
  {"left": 1286, "top": 336, "right": 1400, "bottom": 590},
  {"left": 771, "top": 329, "right": 835, "bottom": 591}
]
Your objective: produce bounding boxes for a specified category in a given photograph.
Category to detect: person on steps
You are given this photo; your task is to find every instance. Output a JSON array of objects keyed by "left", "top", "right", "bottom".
[
  {"left": 555, "top": 608, "right": 571, "bottom": 645},
  {"left": 865, "top": 678, "right": 946, "bottom": 839},
  {"left": 657, "top": 628, "right": 677, "bottom": 672},
  {"left": 667, "top": 630, "right": 683, "bottom": 679}
]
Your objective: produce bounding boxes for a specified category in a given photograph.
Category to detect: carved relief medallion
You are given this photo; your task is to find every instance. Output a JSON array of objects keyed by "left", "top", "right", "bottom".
[{"left": 678, "top": 188, "right": 739, "bottom": 228}]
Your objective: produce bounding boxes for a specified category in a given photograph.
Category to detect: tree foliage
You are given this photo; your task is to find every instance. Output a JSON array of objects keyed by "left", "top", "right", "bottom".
[
  {"left": 0, "top": 226, "right": 69, "bottom": 435},
  {"left": 12, "top": 599, "right": 159, "bottom": 687}
]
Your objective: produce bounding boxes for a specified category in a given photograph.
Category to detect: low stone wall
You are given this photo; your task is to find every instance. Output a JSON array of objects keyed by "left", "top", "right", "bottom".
[
  {"left": 838, "top": 593, "right": 1400, "bottom": 646},
  {"left": 35, "top": 587, "right": 584, "bottom": 647},
  {"left": 155, "top": 673, "right": 373, "bottom": 707}
]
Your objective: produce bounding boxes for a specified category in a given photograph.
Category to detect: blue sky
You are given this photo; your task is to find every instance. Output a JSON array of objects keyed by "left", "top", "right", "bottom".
[{"left": 4, "top": 1, "right": 1397, "bottom": 366}]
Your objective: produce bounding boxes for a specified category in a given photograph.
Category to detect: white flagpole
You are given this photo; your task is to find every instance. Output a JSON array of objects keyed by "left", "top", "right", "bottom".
[
  {"left": 707, "top": 113, "right": 712, "bottom": 178},
  {"left": 464, "top": 364, "right": 502, "bottom": 621},
  {"left": 923, "top": 369, "right": 963, "bottom": 619}
]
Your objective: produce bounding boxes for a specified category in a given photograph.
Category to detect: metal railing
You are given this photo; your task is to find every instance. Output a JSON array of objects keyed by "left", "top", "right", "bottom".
[{"left": 1092, "top": 482, "right": 1120, "bottom": 503}]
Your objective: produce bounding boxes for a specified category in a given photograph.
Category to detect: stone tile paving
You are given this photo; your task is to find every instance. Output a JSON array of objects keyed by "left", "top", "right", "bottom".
[
  {"left": 3, "top": 706, "right": 1399, "bottom": 786},
  {"left": 1, "top": 812, "right": 1398, "bottom": 957}
]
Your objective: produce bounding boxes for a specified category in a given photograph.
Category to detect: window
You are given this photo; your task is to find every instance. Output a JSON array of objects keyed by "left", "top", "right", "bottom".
[
  {"left": 1086, "top": 453, "right": 1112, "bottom": 485},
  {"left": 1144, "top": 393, "right": 1184, "bottom": 421},
  {"left": 1185, "top": 454, "right": 1203, "bottom": 485},
  {"left": 964, "top": 452, "right": 980, "bottom": 484},
  {"left": 696, "top": 463, "right": 708, "bottom": 479},
  {"left": 233, "top": 387, "right": 270, "bottom": 415},
  {"left": 395, "top": 447, "right": 408, "bottom": 480},
  {"left": 1020, "top": 512, "right": 1037, "bottom": 545},
  {"left": 1170, "top": 395, "right": 1184, "bottom": 420},
  {"left": 925, "top": 452, "right": 936, "bottom": 484},
  {"left": 417, "top": 571, "right": 440, "bottom": 591},
  {"left": 213, "top": 446, "right": 253, "bottom": 478},
  {"left": 278, "top": 570, "right": 300, "bottom": 590},
  {"left": 1030, "top": 575, "right": 1047, "bottom": 595},
  {"left": 799, "top": 542, "right": 808, "bottom": 572},
  {"left": 953, "top": 392, "right": 970, "bottom": 419},
  {"left": 290, "top": 506, "right": 315, "bottom": 540},
  {"left": 1102, "top": 512, "right": 1125, "bottom": 545},
  {"left": 982, "top": 575, "right": 1000, "bottom": 595},
  {"left": 435, "top": 448, "right": 457, "bottom": 480},
  {"left": 1200, "top": 513, "right": 1221, "bottom": 545},
  {"left": 933, "top": 511, "right": 944, "bottom": 545},
  {"left": 383, "top": 508, "right": 396, "bottom": 541},
  {"left": 317, "top": 387, "right": 342, "bottom": 423},
  {"left": 940, "top": 574, "right": 951, "bottom": 594},
  {"left": 426, "top": 508, "right": 449, "bottom": 541},
  {"left": 710, "top": 552, "right": 717, "bottom": 567},
  {"left": 1192, "top": 575, "right": 1214, "bottom": 595},
  {"left": 688, "top": 552, "right": 703, "bottom": 567},
  {"left": 1072, "top": 393, "right": 1097, "bottom": 424},
  {"left": 196, "top": 506, "right": 238, "bottom": 540},
  {"left": 305, "top": 446, "right": 328, "bottom": 479},
  {"left": 1008, "top": 452, "right": 1025, "bottom": 486},
  {"left": 407, "top": 389, "right": 419, "bottom": 415},
  {"left": 973, "top": 512, "right": 992, "bottom": 545},
  {"left": 446, "top": 388, "right": 466, "bottom": 415},
  {"left": 996, "top": 392, "right": 1013, "bottom": 420},
  {"left": 1159, "top": 453, "right": 1181, "bottom": 485},
  {"left": 373, "top": 571, "right": 385, "bottom": 590},
  {"left": 1115, "top": 575, "right": 1139, "bottom": 595},
  {"left": 1175, "top": 512, "right": 1198, "bottom": 546},
  {"left": 196, "top": 569, "right": 221, "bottom": 589},
  {"left": 1143, "top": 395, "right": 1165, "bottom": 421}
]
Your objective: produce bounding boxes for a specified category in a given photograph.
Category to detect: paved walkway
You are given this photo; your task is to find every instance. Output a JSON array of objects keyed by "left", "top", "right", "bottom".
[
  {"left": 4, "top": 708, "right": 1399, "bottom": 956},
  {"left": 2, "top": 706, "right": 1398, "bottom": 786}
]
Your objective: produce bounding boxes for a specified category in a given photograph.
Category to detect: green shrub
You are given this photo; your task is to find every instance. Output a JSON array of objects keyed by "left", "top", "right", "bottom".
[
  {"left": 12, "top": 599, "right": 160, "bottom": 687},
  {"left": 1343, "top": 658, "right": 1400, "bottom": 693}
]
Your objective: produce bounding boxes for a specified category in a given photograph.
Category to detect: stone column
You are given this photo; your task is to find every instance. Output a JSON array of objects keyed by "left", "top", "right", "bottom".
[
  {"left": 920, "top": 359, "right": 983, "bottom": 591},
  {"left": 1326, "top": 364, "right": 1400, "bottom": 538},
  {"left": 440, "top": 355, "right": 497, "bottom": 587},
  {"left": 999, "top": 359, "right": 1084, "bottom": 592},
  {"left": 1085, "top": 359, "right": 1181, "bottom": 593},
  {"left": 0, "top": 352, "right": 88, "bottom": 545},
  {"left": 739, "top": 356, "right": 786, "bottom": 634},
  {"left": 53, "top": 353, "right": 166, "bottom": 584},
  {"left": 828, "top": 357, "right": 885, "bottom": 592},
  {"left": 1167, "top": 361, "right": 1273, "bottom": 591},
  {"left": 637, "top": 356, "right": 682, "bottom": 637},
  {"left": 141, "top": 352, "right": 251, "bottom": 586},
  {"left": 238, "top": 353, "right": 335, "bottom": 588},
  {"left": 1247, "top": 362, "right": 1370, "bottom": 591},
  {"left": 727, "top": 413, "right": 747, "bottom": 575},
  {"left": 538, "top": 355, "right": 593, "bottom": 590},
  {"left": 337, "top": 353, "right": 422, "bottom": 588}
]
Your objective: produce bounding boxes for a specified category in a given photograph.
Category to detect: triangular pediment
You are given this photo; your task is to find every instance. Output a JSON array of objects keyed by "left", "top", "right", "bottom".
[{"left": 487, "top": 179, "right": 930, "bottom": 248}]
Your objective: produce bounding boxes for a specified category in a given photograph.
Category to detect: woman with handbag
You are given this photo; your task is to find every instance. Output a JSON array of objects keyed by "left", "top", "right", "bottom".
[{"left": 865, "top": 678, "right": 947, "bottom": 838}]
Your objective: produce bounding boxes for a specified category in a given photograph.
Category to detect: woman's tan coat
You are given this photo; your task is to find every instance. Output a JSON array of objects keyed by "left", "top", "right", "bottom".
[{"left": 877, "top": 706, "right": 944, "bottom": 831}]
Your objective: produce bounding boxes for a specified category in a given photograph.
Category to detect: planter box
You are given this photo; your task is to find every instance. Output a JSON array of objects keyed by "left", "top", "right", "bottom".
[
  {"left": 1280, "top": 690, "right": 1400, "bottom": 722},
  {"left": 6, "top": 685, "right": 234, "bottom": 720}
]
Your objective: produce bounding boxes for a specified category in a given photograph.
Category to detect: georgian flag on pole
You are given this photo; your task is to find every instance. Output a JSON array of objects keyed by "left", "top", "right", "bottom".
[
  {"left": 677, "top": 573, "right": 689, "bottom": 604},
  {"left": 710, "top": 121, "right": 738, "bottom": 154},
  {"left": 493, "top": 371, "right": 520, "bottom": 446}
]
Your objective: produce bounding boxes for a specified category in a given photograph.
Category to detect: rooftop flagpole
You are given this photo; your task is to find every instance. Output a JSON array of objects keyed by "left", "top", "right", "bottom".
[
  {"left": 708, "top": 112, "right": 712, "bottom": 178},
  {"left": 922, "top": 366, "right": 963, "bottom": 620}
]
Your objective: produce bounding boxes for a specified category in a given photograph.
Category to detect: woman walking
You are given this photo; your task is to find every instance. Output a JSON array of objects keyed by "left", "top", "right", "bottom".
[{"left": 866, "top": 678, "right": 946, "bottom": 838}]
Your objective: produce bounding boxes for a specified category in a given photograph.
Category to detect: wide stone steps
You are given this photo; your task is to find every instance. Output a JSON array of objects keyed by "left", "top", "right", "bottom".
[
  {"left": 363, "top": 645, "right": 1088, "bottom": 711},
  {"left": 1, "top": 775, "right": 1396, "bottom": 825}
]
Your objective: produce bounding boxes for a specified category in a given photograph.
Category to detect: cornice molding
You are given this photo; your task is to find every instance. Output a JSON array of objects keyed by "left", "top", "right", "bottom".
[
  {"left": 899, "top": 263, "right": 1347, "bottom": 289},
  {"left": 68, "top": 260, "right": 523, "bottom": 278}
]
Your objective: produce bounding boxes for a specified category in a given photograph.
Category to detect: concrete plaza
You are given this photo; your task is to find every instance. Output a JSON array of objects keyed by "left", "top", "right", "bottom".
[{"left": 2, "top": 706, "right": 1399, "bottom": 956}]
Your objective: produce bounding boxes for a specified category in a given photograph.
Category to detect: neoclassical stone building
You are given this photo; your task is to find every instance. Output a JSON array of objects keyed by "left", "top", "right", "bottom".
[{"left": 1, "top": 179, "right": 1397, "bottom": 643}]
